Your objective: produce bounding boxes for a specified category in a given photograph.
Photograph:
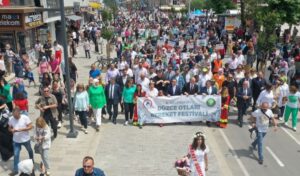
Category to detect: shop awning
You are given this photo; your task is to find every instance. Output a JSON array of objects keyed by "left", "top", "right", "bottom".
[
  {"left": 66, "top": 15, "right": 82, "bottom": 21},
  {"left": 89, "top": 2, "right": 102, "bottom": 9}
]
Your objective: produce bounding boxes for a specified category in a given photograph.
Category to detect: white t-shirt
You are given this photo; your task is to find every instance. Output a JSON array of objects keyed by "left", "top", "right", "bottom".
[
  {"left": 8, "top": 115, "right": 32, "bottom": 143},
  {"left": 256, "top": 90, "right": 275, "bottom": 107},
  {"left": 252, "top": 109, "right": 274, "bottom": 133},
  {"left": 146, "top": 88, "right": 158, "bottom": 97}
]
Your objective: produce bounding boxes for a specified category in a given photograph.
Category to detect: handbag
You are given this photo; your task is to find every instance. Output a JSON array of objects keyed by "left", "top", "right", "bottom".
[{"left": 34, "top": 143, "right": 43, "bottom": 154}]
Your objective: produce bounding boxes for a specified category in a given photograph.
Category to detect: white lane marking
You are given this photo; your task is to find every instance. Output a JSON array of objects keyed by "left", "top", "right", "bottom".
[
  {"left": 281, "top": 127, "right": 300, "bottom": 145},
  {"left": 266, "top": 146, "right": 285, "bottom": 167},
  {"left": 219, "top": 129, "right": 250, "bottom": 176}
]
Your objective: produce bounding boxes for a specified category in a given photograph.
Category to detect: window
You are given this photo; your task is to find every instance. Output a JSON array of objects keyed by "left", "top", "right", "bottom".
[{"left": 10, "top": 0, "right": 35, "bottom": 6}]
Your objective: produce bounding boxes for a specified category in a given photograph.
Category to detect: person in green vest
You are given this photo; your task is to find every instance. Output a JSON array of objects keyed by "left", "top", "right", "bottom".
[
  {"left": 88, "top": 79, "right": 106, "bottom": 132},
  {"left": 0, "top": 77, "right": 13, "bottom": 112},
  {"left": 284, "top": 85, "right": 300, "bottom": 132}
]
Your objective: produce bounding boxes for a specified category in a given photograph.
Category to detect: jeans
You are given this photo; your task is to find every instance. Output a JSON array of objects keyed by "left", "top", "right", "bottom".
[
  {"left": 252, "top": 132, "right": 267, "bottom": 161},
  {"left": 85, "top": 50, "right": 91, "bottom": 58},
  {"left": 77, "top": 111, "right": 88, "bottom": 129},
  {"left": 13, "top": 140, "right": 34, "bottom": 173},
  {"left": 41, "top": 149, "right": 50, "bottom": 170},
  {"left": 124, "top": 103, "right": 134, "bottom": 121}
]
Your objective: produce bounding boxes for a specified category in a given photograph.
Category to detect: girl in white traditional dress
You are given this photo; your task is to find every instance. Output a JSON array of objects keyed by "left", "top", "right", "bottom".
[{"left": 188, "top": 132, "right": 209, "bottom": 176}]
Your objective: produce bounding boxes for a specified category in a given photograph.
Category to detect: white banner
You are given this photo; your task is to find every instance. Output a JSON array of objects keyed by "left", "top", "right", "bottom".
[{"left": 137, "top": 95, "right": 221, "bottom": 124}]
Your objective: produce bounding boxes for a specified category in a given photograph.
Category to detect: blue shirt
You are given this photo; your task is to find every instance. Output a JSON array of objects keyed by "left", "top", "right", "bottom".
[
  {"left": 89, "top": 69, "right": 101, "bottom": 79},
  {"left": 75, "top": 167, "right": 105, "bottom": 176}
]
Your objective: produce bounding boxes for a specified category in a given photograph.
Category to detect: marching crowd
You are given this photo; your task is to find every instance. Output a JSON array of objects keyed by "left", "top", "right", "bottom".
[{"left": 0, "top": 6, "right": 300, "bottom": 176}]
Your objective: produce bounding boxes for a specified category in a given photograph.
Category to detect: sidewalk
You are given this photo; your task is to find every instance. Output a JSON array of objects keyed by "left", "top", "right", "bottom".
[{"left": 0, "top": 40, "right": 110, "bottom": 175}]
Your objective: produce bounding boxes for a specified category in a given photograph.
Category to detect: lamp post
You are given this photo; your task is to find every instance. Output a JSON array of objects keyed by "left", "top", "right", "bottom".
[{"left": 59, "top": 0, "right": 78, "bottom": 138}]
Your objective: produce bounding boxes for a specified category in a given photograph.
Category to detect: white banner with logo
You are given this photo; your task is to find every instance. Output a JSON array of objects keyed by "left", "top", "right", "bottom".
[{"left": 137, "top": 95, "right": 221, "bottom": 124}]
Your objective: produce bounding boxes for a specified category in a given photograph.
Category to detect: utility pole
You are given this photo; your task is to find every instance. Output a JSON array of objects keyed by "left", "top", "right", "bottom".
[
  {"left": 59, "top": 0, "right": 78, "bottom": 138},
  {"left": 188, "top": 0, "right": 191, "bottom": 15}
]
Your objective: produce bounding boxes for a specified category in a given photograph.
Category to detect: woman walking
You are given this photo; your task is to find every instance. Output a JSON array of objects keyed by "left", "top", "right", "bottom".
[
  {"left": 188, "top": 132, "right": 209, "bottom": 176},
  {"left": 35, "top": 117, "right": 51, "bottom": 175},
  {"left": 74, "top": 84, "right": 89, "bottom": 134},
  {"left": 284, "top": 85, "right": 300, "bottom": 131},
  {"left": 219, "top": 87, "right": 230, "bottom": 128},
  {"left": 51, "top": 81, "right": 65, "bottom": 128},
  {"left": 0, "top": 77, "right": 13, "bottom": 112},
  {"left": 88, "top": 79, "right": 106, "bottom": 131},
  {"left": 122, "top": 78, "right": 136, "bottom": 126},
  {"left": 133, "top": 84, "right": 145, "bottom": 126}
]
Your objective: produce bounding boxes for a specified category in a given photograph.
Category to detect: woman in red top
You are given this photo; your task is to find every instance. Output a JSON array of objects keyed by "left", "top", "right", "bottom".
[
  {"left": 133, "top": 84, "right": 146, "bottom": 127},
  {"left": 13, "top": 92, "right": 28, "bottom": 115},
  {"left": 219, "top": 87, "right": 230, "bottom": 128}
]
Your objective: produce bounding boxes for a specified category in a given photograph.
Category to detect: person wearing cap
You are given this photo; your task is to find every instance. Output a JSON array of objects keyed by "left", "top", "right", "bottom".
[{"left": 88, "top": 79, "right": 106, "bottom": 131}]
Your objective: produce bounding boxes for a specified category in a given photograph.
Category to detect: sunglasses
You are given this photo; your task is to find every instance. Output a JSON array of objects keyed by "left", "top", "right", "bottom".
[{"left": 83, "top": 165, "right": 92, "bottom": 168}]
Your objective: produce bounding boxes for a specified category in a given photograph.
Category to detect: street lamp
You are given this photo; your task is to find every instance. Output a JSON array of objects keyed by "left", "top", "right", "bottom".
[{"left": 59, "top": 0, "right": 78, "bottom": 138}]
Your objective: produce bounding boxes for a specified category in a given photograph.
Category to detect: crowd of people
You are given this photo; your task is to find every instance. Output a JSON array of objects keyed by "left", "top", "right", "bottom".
[{"left": 0, "top": 6, "right": 299, "bottom": 176}]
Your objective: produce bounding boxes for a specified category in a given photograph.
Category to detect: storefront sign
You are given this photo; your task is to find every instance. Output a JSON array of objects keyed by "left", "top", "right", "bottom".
[
  {"left": 0, "top": 14, "right": 21, "bottom": 26},
  {"left": 137, "top": 95, "right": 221, "bottom": 124},
  {"left": 25, "top": 13, "right": 43, "bottom": 28}
]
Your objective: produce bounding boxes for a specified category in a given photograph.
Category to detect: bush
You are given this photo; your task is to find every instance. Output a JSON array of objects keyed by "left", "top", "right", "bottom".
[{"left": 101, "top": 28, "right": 113, "bottom": 41}]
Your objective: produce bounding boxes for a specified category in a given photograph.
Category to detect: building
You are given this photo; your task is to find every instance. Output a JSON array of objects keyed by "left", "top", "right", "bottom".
[{"left": 0, "top": 0, "right": 95, "bottom": 52}]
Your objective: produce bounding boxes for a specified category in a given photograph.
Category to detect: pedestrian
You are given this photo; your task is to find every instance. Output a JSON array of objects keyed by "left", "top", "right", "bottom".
[
  {"left": 89, "top": 64, "right": 101, "bottom": 79},
  {"left": 251, "top": 71, "right": 267, "bottom": 111},
  {"left": 284, "top": 85, "right": 300, "bottom": 131},
  {"left": 74, "top": 83, "right": 90, "bottom": 134},
  {"left": 146, "top": 81, "right": 158, "bottom": 97},
  {"left": 88, "top": 79, "right": 106, "bottom": 131},
  {"left": 26, "top": 67, "right": 36, "bottom": 87},
  {"left": 105, "top": 77, "right": 121, "bottom": 124},
  {"left": 34, "top": 117, "right": 51, "bottom": 175},
  {"left": 133, "top": 84, "right": 146, "bottom": 127},
  {"left": 237, "top": 81, "right": 252, "bottom": 127},
  {"left": 49, "top": 55, "right": 60, "bottom": 78},
  {"left": 8, "top": 107, "right": 34, "bottom": 176},
  {"left": 12, "top": 78, "right": 27, "bottom": 100},
  {"left": 219, "top": 87, "right": 230, "bottom": 128},
  {"left": 13, "top": 92, "right": 28, "bottom": 115},
  {"left": 4, "top": 44, "right": 14, "bottom": 76},
  {"left": 75, "top": 156, "right": 105, "bottom": 176},
  {"left": 122, "top": 78, "right": 136, "bottom": 126},
  {"left": 51, "top": 81, "right": 65, "bottom": 128},
  {"left": 250, "top": 102, "right": 278, "bottom": 164},
  {"left": 83, "top": 38, "right": 91, "bottom": 59},
  {"left": 0, "top": 77, "right": 13, "bottom": 111},
  {"left": 43, "top": 40, "right": 52, "bottom": 61},
  {"left": 187, "top": 132, "right": 209, "bottom": 176},
  {"left": 35, "top": 86, "right": 58, "bottom": 139},
  {"left": 68, "top": 57, "right": 78, "bottom": 83},
  {"left": 0, "top": 54, "right": 6, "bottom": 78}
]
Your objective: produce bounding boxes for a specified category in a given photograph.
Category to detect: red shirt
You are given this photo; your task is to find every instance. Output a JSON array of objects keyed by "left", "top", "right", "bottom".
[{"left": 13, "top": 99, "right": 28, "bottom": 111}]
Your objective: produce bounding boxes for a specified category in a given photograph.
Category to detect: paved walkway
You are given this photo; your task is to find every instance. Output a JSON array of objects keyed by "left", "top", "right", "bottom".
[{"left": 0, "top": 40, "right": 223, "bottom": 175}]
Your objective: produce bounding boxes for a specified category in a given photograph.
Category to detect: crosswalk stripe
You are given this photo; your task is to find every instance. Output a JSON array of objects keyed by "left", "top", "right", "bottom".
[{"left": 281, "top": 127, "right": 300, "bottom": 145}]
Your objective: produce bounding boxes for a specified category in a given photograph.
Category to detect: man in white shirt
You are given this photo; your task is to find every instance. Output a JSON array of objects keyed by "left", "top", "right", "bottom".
[
  {"left": 8, "top": 107, "right": 33, "bottom": 175},
  {"left": 137, "top": 73, "right": 150, "bottom": 92},
  {"left": 228, "top": 54, "right": 239, "bottom": 72},
  {"left": 250, "top": 102, "right": 277, "bottom": 165},
  {"left": 236, "top": 50, "right": 245, "bottom": 66},
  {"left": 105, "top": 64, "right": 120, "bottom": 84},
  {"left": 134, "top": 62, "right": 148, "bottom": 83}
]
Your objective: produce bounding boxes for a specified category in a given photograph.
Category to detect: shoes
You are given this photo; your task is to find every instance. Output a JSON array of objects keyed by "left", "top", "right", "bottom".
[
  {"left": 293, "top": 127, "right": 297, "bottom": 132},
  {"left": 84, "top": 130, "right": 88, "bottom": 134},
  {"left": 278, "top": 117, "right": 283, "bottom": 121},
  {"left": 124, "top": 121, "right": 128, "bottom": 126},
  {"left": 258, "top": 160, "right": 263, "bottom": 165},
  {"left": 57, "top": 122, "right": 62, "bottom": 128},
  {"left": 284, "top": 122, "right": 288, "bottom": 126},
  {"left": 46, "top": 171, "right": 51, "bottom": 175},
  {"left": 96, "top": 125, "right": 100, "bottom": 132}
]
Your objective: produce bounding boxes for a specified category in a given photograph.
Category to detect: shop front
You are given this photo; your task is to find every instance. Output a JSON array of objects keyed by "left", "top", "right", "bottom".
[{"left": 0, "top": 7, "right": 44, "bottom": 53}]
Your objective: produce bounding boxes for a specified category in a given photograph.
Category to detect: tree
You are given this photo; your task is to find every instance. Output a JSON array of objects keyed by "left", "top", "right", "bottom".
[
  {"left": 190, "top": 0, "right": 206, "bottom": 11},
  {"left": 101, "top": 10, "right": 112, "bottom": 22},
  {"left": 205, "top": 0, "right": 236, "bottom": 14},
  {"left": 267, "top": 0, "right": 300, "bottom": 25}
]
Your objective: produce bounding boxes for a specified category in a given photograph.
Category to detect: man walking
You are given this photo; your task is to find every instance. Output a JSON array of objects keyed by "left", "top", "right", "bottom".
[
  {"left": 105, "top": 77, "right": 121, "bottom": 124},
  {"left": 75, "top": 156, "right": 105, "bottom": 176},
  {"left": 251, "top": 71, "right": 266, "bottom": 111},
  {"left": 237, "top": 81, "right": 252, "bottom": 127},
  {"left": 250, "top": 102, "right": 277, "bottom": 164},
  {"left": 8, "top": 107, "right": 33, "bottom": 176},
  {"left": 35, "top": 86, "right": 58, "bottom": 139}
]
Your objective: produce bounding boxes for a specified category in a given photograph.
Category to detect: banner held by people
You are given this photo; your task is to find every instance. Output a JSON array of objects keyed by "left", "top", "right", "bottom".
[{"left": 137, "top": 95, "right": 221, "bottom": 124}]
